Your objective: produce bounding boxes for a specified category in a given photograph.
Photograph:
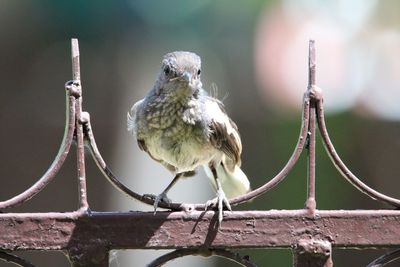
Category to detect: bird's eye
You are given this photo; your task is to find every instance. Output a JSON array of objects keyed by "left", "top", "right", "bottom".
[
  {"left": 197, "top": 69, "right": 201, "bottom": 76},
  {"left": 164, "top": 66, "right": 171, "bottom": 75}
]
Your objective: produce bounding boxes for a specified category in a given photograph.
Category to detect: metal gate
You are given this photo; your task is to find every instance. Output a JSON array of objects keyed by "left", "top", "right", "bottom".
[{"left": 0, "top": 39, "right": 399, "bottom": 267}]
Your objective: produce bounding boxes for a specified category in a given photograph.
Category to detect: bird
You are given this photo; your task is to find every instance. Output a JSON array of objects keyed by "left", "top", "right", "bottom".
[{"left": 127, "top": 51, "right": 250, "bottom": 223}]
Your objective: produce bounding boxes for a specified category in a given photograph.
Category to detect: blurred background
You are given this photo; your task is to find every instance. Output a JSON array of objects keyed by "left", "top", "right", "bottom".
[{"left": 0, "top": 0, "right": 399, "bottom": 266}]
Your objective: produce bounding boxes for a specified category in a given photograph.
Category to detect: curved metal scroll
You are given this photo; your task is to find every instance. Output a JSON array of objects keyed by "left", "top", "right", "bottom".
[
  {"left": 316, "top": 98, "right": 400, "bottom": 208},
  {"left": 230, "top": 95, "right": 309, "bottom": 206},
  {"left": 0, "top": 251, "right": 37, "bottom": 267},
  {"left": 0, "top": 90, "right": 76, "bottom": 210},
  {"left": 367, "top": 249, "right": 400, "bottom": 267},
  {"left": 147, "top": 249, "right": 258, "bottom": 267}
]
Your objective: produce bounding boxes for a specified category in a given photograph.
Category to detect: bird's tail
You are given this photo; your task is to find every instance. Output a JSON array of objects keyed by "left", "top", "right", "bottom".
[{"left": 203, "top": 163, "right": 250, "bottom": 198}]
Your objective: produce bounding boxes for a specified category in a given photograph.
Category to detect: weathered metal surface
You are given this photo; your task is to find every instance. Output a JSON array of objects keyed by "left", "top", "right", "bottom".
[
  {"left": 0, "top": 210, "right": 400, "bottom": 251},
  {"left": 70, "top": 39, "right": 89, "bottom": 212},
  {"left": 293, "top": 239, "right": 332, "bottom": 267},
  {"left": 305, "top": 40, "right": 317, "bottom": 214}
]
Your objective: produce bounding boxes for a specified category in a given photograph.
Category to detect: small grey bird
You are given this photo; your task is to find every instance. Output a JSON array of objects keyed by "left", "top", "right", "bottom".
[{"left": 127, "top": 51, "right": 250, "bottom": 223}]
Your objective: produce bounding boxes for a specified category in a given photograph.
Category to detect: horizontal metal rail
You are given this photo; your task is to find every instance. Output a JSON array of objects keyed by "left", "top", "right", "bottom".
[{"left": 1, "top": 210, "right": 400, "bottom": 250}]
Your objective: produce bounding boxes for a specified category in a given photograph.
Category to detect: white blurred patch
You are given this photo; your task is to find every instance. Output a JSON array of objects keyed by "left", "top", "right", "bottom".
[
  {"left": 255, "top": 0, "right": 400, "bottom": 121},
  {"left": 357, "top": 31, "right": 400, "bottom": 120}
]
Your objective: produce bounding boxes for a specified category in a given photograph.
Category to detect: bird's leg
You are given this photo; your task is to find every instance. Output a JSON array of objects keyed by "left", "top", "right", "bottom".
[
  {"left": 145, "top": 173, "right": 183, "bottom": 214},
  {"left": 206, "top": 166, "right": 231, "bottom": 224}
]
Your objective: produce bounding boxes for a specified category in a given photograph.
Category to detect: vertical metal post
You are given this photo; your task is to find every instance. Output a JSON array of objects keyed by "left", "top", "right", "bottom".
[
  {"left": 293, "top": 40, "right": 333, "bottom": 267},
  {"left": 306, "top": 40, "right": 316, "bottom": 213},
  {"left": 68, "top": 38, "right": 106, "bottom": 266},
  {"left": 71, "top": 38, "right": 89, "bottom": 211}
]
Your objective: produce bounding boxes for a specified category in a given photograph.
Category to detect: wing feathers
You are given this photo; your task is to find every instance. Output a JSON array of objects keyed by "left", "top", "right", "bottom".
[{"left": 207, "top": 99, "right": 242, "bottom": 169}]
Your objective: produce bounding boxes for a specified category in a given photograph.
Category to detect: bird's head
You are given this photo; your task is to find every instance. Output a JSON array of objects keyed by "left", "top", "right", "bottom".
[{"left": 157, "top": 51, "right": 202, "bottom": 97}]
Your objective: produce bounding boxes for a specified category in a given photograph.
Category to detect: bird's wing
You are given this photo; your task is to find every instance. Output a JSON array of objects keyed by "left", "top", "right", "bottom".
[
  {"left": 207, "top": 97, "right": 242, "bottom": 169},
  {"left": 127, "top": 99, "right": 144, "bottom": 136}
]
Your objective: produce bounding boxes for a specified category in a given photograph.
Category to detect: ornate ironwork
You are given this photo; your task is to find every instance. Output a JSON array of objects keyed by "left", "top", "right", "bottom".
[{"left": 0, "top": 39, "right": 399, "bottom": 266}]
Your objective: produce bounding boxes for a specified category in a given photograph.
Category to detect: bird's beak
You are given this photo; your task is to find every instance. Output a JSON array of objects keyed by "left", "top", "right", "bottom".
[{"left": 181, "top": 72, "right": 192, "bottom": 83}]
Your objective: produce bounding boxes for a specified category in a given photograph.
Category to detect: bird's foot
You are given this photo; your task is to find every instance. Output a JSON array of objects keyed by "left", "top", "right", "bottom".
[
  {"left": 143, "top": 192, "right": 171, "bottom": 214},
  {"left": 205, "top": 189, "right": 232, "bottom": 224}
]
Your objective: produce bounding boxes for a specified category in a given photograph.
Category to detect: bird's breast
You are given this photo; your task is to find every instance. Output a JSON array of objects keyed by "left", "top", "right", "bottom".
[
  {"left": 140, "top": 96, "right": 218, "bottom": 172},
  {"left": 145, "top": 129, "right": 219, "bottom": 173}
]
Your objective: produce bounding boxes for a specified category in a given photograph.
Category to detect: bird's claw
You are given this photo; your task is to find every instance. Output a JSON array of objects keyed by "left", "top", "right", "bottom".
[
  {"left": 205, "top": 189, "right": 231, "bottom": 224},
  {"left": 143, "top": 192, "right": 171, "bottom": 214}
]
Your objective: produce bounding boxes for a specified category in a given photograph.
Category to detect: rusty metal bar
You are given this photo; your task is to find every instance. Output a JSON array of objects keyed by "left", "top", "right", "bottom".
[
  {"left": 71, "top": 39, "right": 81, "bottom": 81},
  {"left": 306, "top": 104, "right": 316, "bottom": 213},
  {"left": 1, "top": 210, "right": 400, "bottom": 251},
  {"left": 148, "top": 249, "right": 258, "bottom": 267},
  {"left": 308, "top": 40, "right": 316, "bottom": 86},
  {"left": 71, "top": 39, "right": 89, "bottom": 212},
  {"left": 0, "top": 251, "right": 37, "bottom": 267},
  {"left": 305, "top": 40, "right": 317, "bottom": 213},
  {"left": 293, "top": 239, "right": 332, "bottom": 267}
]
